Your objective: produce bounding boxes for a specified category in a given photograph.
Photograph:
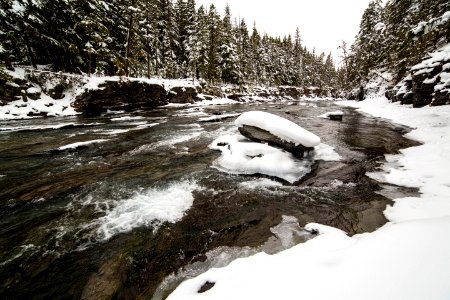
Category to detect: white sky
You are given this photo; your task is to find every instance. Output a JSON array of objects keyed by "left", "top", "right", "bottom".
[{"left": 195, "top": 0, "right": 374, "bottom": 64}]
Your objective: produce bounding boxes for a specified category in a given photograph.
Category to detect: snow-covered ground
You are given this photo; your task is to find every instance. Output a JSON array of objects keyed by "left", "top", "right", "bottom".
[{"left": 167, "top": 97, "right": 450, "bottom": 300}]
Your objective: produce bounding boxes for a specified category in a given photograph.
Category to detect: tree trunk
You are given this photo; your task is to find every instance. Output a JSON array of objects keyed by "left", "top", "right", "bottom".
[
  {"left": 24, "top": 37, "right": 37, "bottom": 69},
  {"left": 88, "top": 52, "right": 92, "bottom": 77},
  {"left": 147, "top": 51, "right": 151, "bottom": 78},
  {"left": 192, "top": 61, "right": 196, "bottom": 84},
  {"left": 1, "top": 52, "right": 14, "bottom": 71},
  {"left": 124, "top": 2, "right": 136, "bottom": 77}
]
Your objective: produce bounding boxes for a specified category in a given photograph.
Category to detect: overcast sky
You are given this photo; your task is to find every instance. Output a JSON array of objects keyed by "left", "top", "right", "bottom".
[{"left": 195, "top": 0, "right": 374, "bottom": 64}]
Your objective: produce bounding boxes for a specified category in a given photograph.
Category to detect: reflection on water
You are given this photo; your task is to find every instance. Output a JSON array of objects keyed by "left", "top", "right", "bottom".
[{"left": 0, "top": 101, "right": 419, "bottom": 299}]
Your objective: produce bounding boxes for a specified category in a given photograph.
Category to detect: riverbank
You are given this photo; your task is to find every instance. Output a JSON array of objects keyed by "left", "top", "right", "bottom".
[
  {"left": 167, "top": 97, "right": 450, "bottom": 300},
  {"left": 0, "top": 67, "right": 336, "bottom": 120}
]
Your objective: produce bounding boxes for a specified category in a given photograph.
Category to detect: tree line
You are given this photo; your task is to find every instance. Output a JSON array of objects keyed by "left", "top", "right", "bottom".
[{"left": 0, "top": 0, "right": 338, "bottom": 90}]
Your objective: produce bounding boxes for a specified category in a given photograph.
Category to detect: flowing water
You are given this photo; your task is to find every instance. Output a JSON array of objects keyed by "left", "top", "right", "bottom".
[{"left": 0, "top": 100, "right": 419, "bottom": 299}]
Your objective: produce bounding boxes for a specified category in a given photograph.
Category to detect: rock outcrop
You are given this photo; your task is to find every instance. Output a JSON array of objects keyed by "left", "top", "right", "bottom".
[
  {"left": 279, "top": 86, "right": 302, "bottom": 99},
  {"left": 74, "top": 79, "right": 167, "bottom": 115},
  {"left": 167, "top": 86, "right": 199, "bottom": 103},
  {"left": 0, "top": 77, "right": 30, "bottom": 103},
  {"left": 235, "top": 111, "right": 321, "bottom": 158},
  {"left": 238, "top": 125, "right": 314, "bottom": 158},
  {"left": 25, "top": 70, "right": 78, "bottom": 100},
  {"left": 389, "top": 45, "right": 450, "bottom": 107}
]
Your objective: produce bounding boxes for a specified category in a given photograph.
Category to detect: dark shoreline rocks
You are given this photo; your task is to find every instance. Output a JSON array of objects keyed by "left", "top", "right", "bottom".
[
  {"left": 386, "top": 50, "right": 450, "bottom": 107},
  {"left": 73, "top": 80, "right": 168, "bottom": 115}
]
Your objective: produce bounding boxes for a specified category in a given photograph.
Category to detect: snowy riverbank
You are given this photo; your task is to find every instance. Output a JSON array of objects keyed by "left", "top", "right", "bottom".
[{"left": 167, "top": 97, "right": 450, "bottom": 300}]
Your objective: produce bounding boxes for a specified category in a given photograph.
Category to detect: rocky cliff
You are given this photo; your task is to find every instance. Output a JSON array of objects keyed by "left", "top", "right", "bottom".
[{"left": 388, "top": 43, "right": 450, "bottom": 107}]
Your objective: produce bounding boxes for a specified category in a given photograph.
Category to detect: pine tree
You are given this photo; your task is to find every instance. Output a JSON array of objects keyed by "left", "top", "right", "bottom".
[
  {"left": 205, "top": 4, "right": 221, "bottom": 83},
  {"left": 236, "top": 18, "right": 250, "bottom": 84},
  {"left": 219, "top": 4, "right": 241, "bottom": 84},
  {"left": 184, "top": 0, "right": 200, "bottom": 82},
  {"left": 249, "top": 22, "right": 262, "bottom": 84}
]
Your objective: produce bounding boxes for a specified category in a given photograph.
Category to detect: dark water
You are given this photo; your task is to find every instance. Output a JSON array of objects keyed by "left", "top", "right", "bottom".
[{"left": 0, "top": 100, "right": 418, "bottom": 299}]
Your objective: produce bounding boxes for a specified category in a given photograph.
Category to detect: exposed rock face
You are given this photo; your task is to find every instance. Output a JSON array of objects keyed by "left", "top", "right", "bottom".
[
  {"left": 238, "top": 125, "right": 314, "bottom": 158},
  {"left": 412, "top": 65, "right": 442, "bottom": 107},
  {"left": 25, "top": 70, "right": 77, "bottom": 100},
  {"left": 74, "top": 80, "right": 167, "bottom": 115},
  {"left": 227, "top": 93, "right": 247, "bottom": 101},
  {"left": 0, "top": 78, "right": 29, "bottom": 103},
  {"left": 390, "top": 46, "right": 450, "bottom": 107},
  {"left": 203, "top": 86, "right": 223, "bottom": 97},
  {"left": 167, "top": 86, "right": 199, "bottom": 103},
  {"left": 279, "top": 86, "right": 302, "bottom": 99},
  {"left": 433, "top": 84, "right": 450, "bottom": 105}
]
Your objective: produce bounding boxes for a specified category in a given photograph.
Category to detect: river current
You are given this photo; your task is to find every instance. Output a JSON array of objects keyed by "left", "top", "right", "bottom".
[{"left": 0, "top": 100, "right": 418, "bottom": 299}]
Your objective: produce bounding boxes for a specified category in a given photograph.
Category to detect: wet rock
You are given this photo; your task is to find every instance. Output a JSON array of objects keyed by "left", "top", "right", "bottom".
[
  {"left": 168, "top": 86, "right": 198, "bottom": 104},
  {"left": 198, "top": 281, "right": 215, "bottom": 293},
  {"left": 321, "top": 111, "right": 344, "bottom": 121},
  {"left": 82, "top": 258, "right": 123, "bottom": 300},
  {"left": 238, "top": 125, "right": 314, "bottom": 158},
  {"left": 74, "top": 79, "right": 167, "bottom": 116},
  {"left": 297, "top": 161, "right": 371, "bottom": 187}
]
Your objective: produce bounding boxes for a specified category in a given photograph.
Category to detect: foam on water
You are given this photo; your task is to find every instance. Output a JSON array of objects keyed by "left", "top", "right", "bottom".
[
  {"left": 58, "top": 139, "right": 108, "bottom": 150},
  {"left": 96, "top": 181, "right": 200, "bottom": 241},
  {"left": 314, "top": 143, "right": 342, "bottom": 161},
  {"left": 239, "top": 178, "right": 283, "bottom": 189},
  {"left": 0, "top": 122, "right": 79, "bottom": 132},
  {"left": 129, "top": 129, "right": 203, "bottom": 155},
  {"left": 111, "top": 116, "right": 145, "bottom": 122}
]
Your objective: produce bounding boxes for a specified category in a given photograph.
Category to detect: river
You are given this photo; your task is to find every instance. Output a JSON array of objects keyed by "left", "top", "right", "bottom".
[{"left": 0, "top": 99, "right": 418, "bottom": 299}]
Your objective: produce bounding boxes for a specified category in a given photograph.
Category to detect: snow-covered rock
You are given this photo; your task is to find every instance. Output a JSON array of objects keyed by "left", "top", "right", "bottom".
[
  {"left": 235, "top": 111, "right": 320, "bottom": 157},
  {"left": 26, "top": 87, "right": 41, "bottom": 100},
  {"left": 389, "top": 43, "right": 450, "bottom": 107},
  {"left": 210, "top": 134, "right": 312, "bottom": 183},
  {"left": 319, "top": 110, "right": 344, "bottom": 121}
]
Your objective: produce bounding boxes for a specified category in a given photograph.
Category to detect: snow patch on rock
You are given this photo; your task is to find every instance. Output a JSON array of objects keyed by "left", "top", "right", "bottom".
[{"left": 235, "top": 111, "right": 320, "bottom": 147}]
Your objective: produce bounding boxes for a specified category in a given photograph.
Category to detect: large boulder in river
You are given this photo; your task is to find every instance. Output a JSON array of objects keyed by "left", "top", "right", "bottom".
[
  {"left": 74, "top": 78, "right": 167, "bottom": 115},
  {"left": 167, "top": 86, "right": 198, "bottom": 103},
  {"left": 235, "top": 111, "right": 320, "bottom": 158}
]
